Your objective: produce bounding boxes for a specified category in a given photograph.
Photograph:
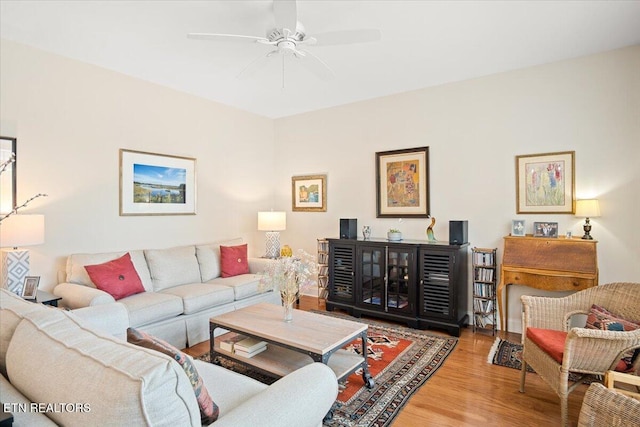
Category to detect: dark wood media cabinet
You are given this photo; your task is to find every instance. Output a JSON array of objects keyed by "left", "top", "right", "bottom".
[{"left": 326, "top": 238, "right": 469, "bottom": 336}]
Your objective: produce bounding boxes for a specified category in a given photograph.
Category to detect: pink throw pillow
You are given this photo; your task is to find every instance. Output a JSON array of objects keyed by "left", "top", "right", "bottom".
[
  {"left": 220, "top": 244, "right": 249, "bottom": 278},
  {"left": 84, "top": 253, "right": 145, "bottom": 300}
]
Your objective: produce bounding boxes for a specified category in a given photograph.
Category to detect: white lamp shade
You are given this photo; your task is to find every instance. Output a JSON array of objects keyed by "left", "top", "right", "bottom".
[
  {"left": 575, "top": 200, "right": 601, "bottom": 218},
  {"left": 258, "top": 211, "right": 286, "bottom": 231},
  {"left": 0, "top": 214, "right": 45, "bottom": 248}
]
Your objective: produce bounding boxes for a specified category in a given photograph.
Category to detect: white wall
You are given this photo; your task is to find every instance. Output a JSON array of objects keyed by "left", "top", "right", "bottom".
[
  {"left": 274, "top": 45, "right": 640, "bottom": 332},
  {"left": 0, "top": 40, "right": 276, "bottom": 289},
  {"left": 2, "top": 38, "right": 638, "bottom": 333}
]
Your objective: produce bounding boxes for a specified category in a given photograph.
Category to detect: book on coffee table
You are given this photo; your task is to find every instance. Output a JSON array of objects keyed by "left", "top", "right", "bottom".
[
  {"left": 234, "top": 337, "right": 267, "bottom": 353},
  {"left": 220, "top": 334, "right": 247, "bottom": 352},
  {"left": 234, "top": 345, "right": 267, "bottom": 358}
]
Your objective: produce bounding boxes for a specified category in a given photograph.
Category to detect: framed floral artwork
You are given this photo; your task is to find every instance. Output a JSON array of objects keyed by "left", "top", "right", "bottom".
[
  {"left": 119, "top": 149, "right": 196, "bottom": 216},
  {"left": 0, "top": 136, "right": 17, "bottom": 214},
  {"left": 292, "top": 174, "right": 326, "bottom": 212},
  {"left": 516, "top": 151, "right": 575, "bottom": 214},
  {"left": 376, "top": 147, "right": 429, "bottom": 218}
]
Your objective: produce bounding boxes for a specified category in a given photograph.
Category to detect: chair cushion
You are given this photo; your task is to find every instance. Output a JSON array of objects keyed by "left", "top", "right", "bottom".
[
  {"left": 220, "top": 244, "right": 249, "bottom": 278},
  {"left": 84, "top": 253, "right": 145, "bottom": 300},
  {"left": 527, "top": 327, "right": 629, "bottom": 372},
  {"left": 127, "top": 327, "right": 219, "bottom": 424},
  {"left": 160, "top": 283, "right": 234, "bottom": 314}
]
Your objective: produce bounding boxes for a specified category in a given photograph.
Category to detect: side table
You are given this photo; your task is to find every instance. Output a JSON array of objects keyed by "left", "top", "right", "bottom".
[{"left": 30, "top": 290, "right": 62, "bottom": 307}]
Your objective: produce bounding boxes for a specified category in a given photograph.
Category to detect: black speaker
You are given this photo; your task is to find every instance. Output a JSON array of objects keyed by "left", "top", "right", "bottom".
[
  {"left": 340, "top": 219, "right": 358, "bottom": 239},
  {"left": 449, "top": 220, "right": 468, "bottom": 244}
]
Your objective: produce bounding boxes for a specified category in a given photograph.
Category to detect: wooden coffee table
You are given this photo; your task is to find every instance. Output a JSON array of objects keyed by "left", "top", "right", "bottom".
[{"left": 209, "top": 303, "right": 374, "bottom": 388}]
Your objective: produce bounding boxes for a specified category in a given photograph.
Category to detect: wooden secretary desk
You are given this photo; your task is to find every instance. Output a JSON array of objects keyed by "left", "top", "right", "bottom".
[{"left": 498, "top": 235, "right": 598, "bottom": 332}]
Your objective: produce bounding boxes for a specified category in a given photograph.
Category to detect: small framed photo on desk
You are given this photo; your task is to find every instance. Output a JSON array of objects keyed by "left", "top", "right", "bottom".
[
  {"left": 22, "top": 276, "right": 40, "bottom": 300},
  {"left": 533, "top": 222, "right": 558, "bottom": 238}
]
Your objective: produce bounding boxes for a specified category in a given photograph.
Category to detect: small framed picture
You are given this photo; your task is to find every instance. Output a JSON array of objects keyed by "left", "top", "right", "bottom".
[
  {"left": 511, "top": 220, "right": 526, "bottom": 236},
  {"left": 533, "top": 222, "right": 558, "bottom": 238},
  {"left": 22, "top": 276, "right": 40, "bottom": 300}
]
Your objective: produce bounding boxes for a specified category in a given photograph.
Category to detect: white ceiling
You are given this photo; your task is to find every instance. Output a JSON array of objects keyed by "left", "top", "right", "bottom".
[{"left": 2, "top": 1, "right": 640, "bottom": 119}]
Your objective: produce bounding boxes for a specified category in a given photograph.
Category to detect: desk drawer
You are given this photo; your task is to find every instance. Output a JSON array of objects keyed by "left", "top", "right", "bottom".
[{"left": 502, "top": 270, "right": 596, "bottom": 292}]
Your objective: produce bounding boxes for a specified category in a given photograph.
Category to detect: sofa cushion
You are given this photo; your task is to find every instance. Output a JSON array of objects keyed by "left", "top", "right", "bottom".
[
  {"left": 196, "top": 238, "right": 244, "bottom": 282},
  {"left": 145, "top": 245, "right": 202, "bottom": 291},
  {"left": 119, "top": 291, "right": 184, "bottom": 327},
  {"left": 127, "top": 327, "right": 219, "bottom": 424},
  {"left": 5, "top": 309, "right": 201, "bottom": 426},
  {"left": 220, "top": 244, "right": 250, "bottom": 278},
  {"left": 66, "top": 250, "right": 153, "bottom": 292},
  {"left": 209, "top": 274, "right": 264, "bottom": 300},
  {"left": 160, "top": 283, "right": 235, "bottom": 314},
  {"left": 0, "top": 289, "right": 48, "bottom": 378},
  {"left": 84, "top": 253, "right": 145, "bottom": 300}
]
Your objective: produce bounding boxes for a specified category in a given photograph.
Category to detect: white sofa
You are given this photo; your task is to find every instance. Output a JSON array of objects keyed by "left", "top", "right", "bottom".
[
  {"left": 53, "top": 239, "right": 281, "bottom": 348},
  {"left": 0, "top": 289, "right": 338, "bottom": 427}
]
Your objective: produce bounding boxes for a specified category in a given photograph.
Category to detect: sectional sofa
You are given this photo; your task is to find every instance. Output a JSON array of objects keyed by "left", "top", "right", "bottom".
[
  {"left": 53, "top": 238, "right": 281, "bottom": 348},
  {"left": 0, "top": 288, "right": 338, "bottom": 426}
]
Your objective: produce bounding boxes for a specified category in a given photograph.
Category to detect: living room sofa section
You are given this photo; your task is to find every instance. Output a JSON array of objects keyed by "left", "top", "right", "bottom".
[{"left": 53, "top": 239, "right": 281, "bottom": 348}]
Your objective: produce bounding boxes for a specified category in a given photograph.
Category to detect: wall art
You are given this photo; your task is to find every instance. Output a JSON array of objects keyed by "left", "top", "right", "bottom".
[
  {"left": 376, "top": 146, "right": 429, "bottom": 218},
  {"left": 292, "top": 174, "right": 326, "bottom": 212},
  {"left": 516, "top": 151, "right": 575, "bottom": 214},
  {"left": 0, "top": 136, "right": 17, "bottom": 214},
  {"left": 119, "top": 149, "right": 196, "bottom": 216}
]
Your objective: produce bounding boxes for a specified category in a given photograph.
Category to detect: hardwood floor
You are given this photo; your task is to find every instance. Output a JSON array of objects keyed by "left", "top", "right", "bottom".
[{"left": 184, "top": 296, "right": 590, "bottom": 426}]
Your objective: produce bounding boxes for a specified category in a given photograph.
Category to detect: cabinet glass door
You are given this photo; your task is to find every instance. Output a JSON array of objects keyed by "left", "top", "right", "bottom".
[
  {"left": 386, "top": 248, "right": 412, "bottom": 313},
  {"left": 359, "top": 246, "right": 384, "bottom": 308}
]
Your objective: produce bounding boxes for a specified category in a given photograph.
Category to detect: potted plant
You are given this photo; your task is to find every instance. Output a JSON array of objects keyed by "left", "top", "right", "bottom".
[{"left": 387, "top": 228, "right": 402, "bottom": 241}]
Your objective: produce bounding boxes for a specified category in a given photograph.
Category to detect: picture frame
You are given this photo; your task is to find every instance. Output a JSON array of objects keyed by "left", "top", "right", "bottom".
[
  {"left": 511, "top": 220, "right": 526, "bottom": 237},
  {"left": 22, "top": 276, "right": 40, "bottom": 300},
  {"left": 0, "top": 136, "right": 17, "bottom": 214},
  {"left": 533, "top": 221, "right": 558, "bottom": 238},
  {"left": 292, "top": 174, "right": 327, "bottom": 212},
  {"left": 516, "top": 151, "right": 575, "bottom": 214},
  {"left": 120, "top": 149, "right": 196, "bottom": 216},
  {"left": 376, "top": 147, "right": 430, "bottom": 218}
]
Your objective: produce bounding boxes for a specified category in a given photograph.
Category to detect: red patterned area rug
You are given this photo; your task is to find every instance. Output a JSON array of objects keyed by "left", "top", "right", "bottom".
[{"left": 198, "top": 311, "right": 458, "bottom": 427}]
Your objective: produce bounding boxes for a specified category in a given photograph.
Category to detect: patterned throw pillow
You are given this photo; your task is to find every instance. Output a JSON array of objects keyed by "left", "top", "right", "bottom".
[
  {"left": 127, "top": 328, "right": 219, "bottom": 424},
  {"left": 585, "top": 304, "right": 640, "bottom": 332},
  {"left": 220, "top": 244, "right": 249, "bottom": 278},
  {"left": 84, "top": 253, "right": 145, "bottom": 300}
]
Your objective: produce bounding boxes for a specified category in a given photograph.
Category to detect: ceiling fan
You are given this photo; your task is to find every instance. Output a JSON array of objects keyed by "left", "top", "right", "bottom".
[{"left": 187, "top": 0, "right": 381, "bottom": 84}]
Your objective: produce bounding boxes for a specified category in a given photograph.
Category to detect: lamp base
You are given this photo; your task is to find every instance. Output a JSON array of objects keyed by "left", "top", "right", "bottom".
[
  {"left": 581, "top": 218, "right": 593, "bottom": 240},
  {"left": 265, "top": 231, "right": 281, "bottom": 259},
  {"left": 1, "top": 249, "right": 30, "bottom": 296}
]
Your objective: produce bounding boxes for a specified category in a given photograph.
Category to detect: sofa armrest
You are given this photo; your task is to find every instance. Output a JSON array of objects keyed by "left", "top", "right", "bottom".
[
  {"left": 53, "top": 282, "right": 116, "bottom": 309},
  {"left": 71, "top": 303, "right": 130, "bottom": 340},
  {"left": 212, "top": 363, "right": 338, "bottom": 427},
  {"left": 248, "top": 257, "right": 275, "bottom": 275}
]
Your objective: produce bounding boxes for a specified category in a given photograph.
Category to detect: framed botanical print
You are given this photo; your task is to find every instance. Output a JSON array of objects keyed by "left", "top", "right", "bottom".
[
  {"left": 292, "top": 174, "right": 326, "bottom": 212},
  {"left": 376, "top": 147, "right": 429, "bottom": 218},
  {"left": 516, "top": 151, "right": 575, "bottom": 214}
]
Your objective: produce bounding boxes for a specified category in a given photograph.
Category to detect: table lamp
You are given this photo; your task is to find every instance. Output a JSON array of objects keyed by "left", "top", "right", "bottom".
[
  {"left": 258, "top": 211, "right": 286, "bottom": 258},
  {"left": 0, "top": 214, "right": 45, "bottom": 295},
  {"left": 575, "top": 199, "right": 600, "bottom": 240}
]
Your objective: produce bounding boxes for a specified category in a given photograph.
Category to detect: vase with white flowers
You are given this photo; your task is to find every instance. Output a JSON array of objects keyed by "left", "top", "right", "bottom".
[{"left": 259, "top": 249, "right": 318, "bottom": 322}]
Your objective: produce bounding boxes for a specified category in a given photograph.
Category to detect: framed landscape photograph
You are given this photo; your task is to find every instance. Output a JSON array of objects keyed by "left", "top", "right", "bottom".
[
  {"left": 292, "top": 174, "right": 326, "bottom": 212},
  {"left": 0, "top": 136, "right": 17, "bottom": 214},
  {"left": 516, "top": 151, "right": 575, "bottom": 214},
  {"left": 376, "top": 146, "right": 430, "bottom": 218},
  {"left": 22, "top": 276, "right": 40, "bottom": 300},
  {"left": 120, "top": 149, "right": 196, "bottom": 216},
  {"left": 533, "top": 222, "right": 558, "bottom": 238},
  {"left": 511, "top": 220, "right": 526, "bottom": 236}
]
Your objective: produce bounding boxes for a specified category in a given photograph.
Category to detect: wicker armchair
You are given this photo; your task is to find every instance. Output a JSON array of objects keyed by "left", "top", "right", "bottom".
[
  {"left": 577, "top": 378, "right": 640, "bottom": 426},
  {"left": 519, "top": 282, "right": 640, "bottom": 427}
]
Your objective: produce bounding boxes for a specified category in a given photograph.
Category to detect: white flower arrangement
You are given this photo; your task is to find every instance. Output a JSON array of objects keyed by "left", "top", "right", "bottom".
[{"left": 259, "top": 249, "right": 318, "bottom": 307}]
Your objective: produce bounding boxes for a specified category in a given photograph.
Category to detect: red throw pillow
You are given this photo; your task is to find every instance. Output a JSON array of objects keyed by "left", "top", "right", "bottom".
[
  {"left": 84, "top": 253, "right": 145, "bottom": 300},
  {"left": 127, "top": 327, "right": 219, "bottom": 424},
  {"left": 220, "top": 244, "right": 249, "bottom": 278}
]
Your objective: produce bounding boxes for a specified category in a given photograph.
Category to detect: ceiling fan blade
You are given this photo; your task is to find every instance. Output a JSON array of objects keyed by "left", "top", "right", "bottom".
[
  {"left": 295, "top": 49, "right": 335, "bottom": 81},
  {"left": 273, "top": 0, "right": 298, "bottom": 32},
  {"left": 187, "top": 33, "right": 270, "bottom": 43},
  {"left": 237, "top": 50, "right": 278, "bottom": 80},
  {"left": 311, "top": 29, "right": 381, "bottom": 46}
]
